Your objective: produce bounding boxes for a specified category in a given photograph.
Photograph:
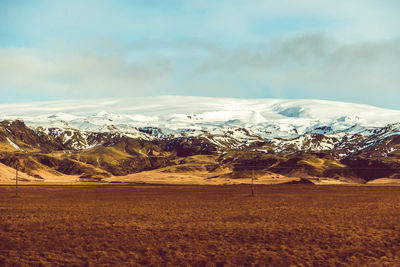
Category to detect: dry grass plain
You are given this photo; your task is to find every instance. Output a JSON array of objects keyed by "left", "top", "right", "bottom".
[{"left": 1, "top": 185, "right": 400, "bottom": 266}]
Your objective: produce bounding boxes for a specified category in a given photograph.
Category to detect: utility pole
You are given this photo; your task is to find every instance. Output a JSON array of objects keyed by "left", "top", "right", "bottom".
[{"left": 251, "top": 168, "right": 255, "bottom": 197}]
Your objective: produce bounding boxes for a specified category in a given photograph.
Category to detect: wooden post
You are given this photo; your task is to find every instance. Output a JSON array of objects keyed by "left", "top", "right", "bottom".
[
  {"left": 251, "top": 168, "right": 255, "bottom": 197},
  {"left": 15, "top": 162, "right": 19, "bottom": 198}
]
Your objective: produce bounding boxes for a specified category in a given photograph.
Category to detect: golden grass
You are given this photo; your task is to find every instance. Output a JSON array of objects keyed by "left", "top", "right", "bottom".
[
  {"left": 1, "top": 185, "right": 400, "bottom": 266},
  {"left": 300, "top": 157, "right": 346, "bottom": 169}
]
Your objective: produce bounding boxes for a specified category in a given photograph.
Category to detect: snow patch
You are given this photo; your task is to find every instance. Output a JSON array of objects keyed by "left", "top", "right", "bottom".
[{"left": 7, "top": 138, "right": 21, "bottom": 150}]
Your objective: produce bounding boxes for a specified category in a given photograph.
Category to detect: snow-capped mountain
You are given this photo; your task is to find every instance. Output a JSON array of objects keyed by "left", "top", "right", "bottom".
[
  {"left": 1, "top": 96, "right": 400, "bottom": 183},
  {"left": 1, "top": 95, "right": 400, "bottom": 142}
]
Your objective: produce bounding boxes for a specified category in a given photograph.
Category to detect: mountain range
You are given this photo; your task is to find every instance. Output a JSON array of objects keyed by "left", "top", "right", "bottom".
[{"left": 1, "top": 96, "right": 400, "bottom": 184}]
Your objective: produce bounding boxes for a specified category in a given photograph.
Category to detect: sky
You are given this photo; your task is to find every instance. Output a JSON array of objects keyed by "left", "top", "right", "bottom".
[{"left": 0, "top": 0, "right": 399, "bottom": 109}]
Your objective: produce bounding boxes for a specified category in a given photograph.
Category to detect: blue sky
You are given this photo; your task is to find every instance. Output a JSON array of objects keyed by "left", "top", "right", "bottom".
[{"left": 0, "top": 0, "right": 399, "bottom": 109}]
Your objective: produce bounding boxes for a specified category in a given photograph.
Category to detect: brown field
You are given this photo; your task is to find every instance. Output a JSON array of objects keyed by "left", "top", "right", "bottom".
[{"left": 1, "top": 185, "right": 400, "bottom": 266}]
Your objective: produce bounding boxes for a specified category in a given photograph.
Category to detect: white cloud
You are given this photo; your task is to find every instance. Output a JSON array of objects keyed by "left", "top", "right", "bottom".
[
  {"left": 1, "top": 33, "right": 399, "bottom": 108},
  {"left": 0, "top": 47, "right": 173, "bottom": 98}
]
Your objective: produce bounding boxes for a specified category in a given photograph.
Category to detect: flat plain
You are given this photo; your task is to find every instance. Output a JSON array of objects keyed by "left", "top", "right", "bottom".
[{"left": 1, "top": 184, "right": 400, "bottom": 266}]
